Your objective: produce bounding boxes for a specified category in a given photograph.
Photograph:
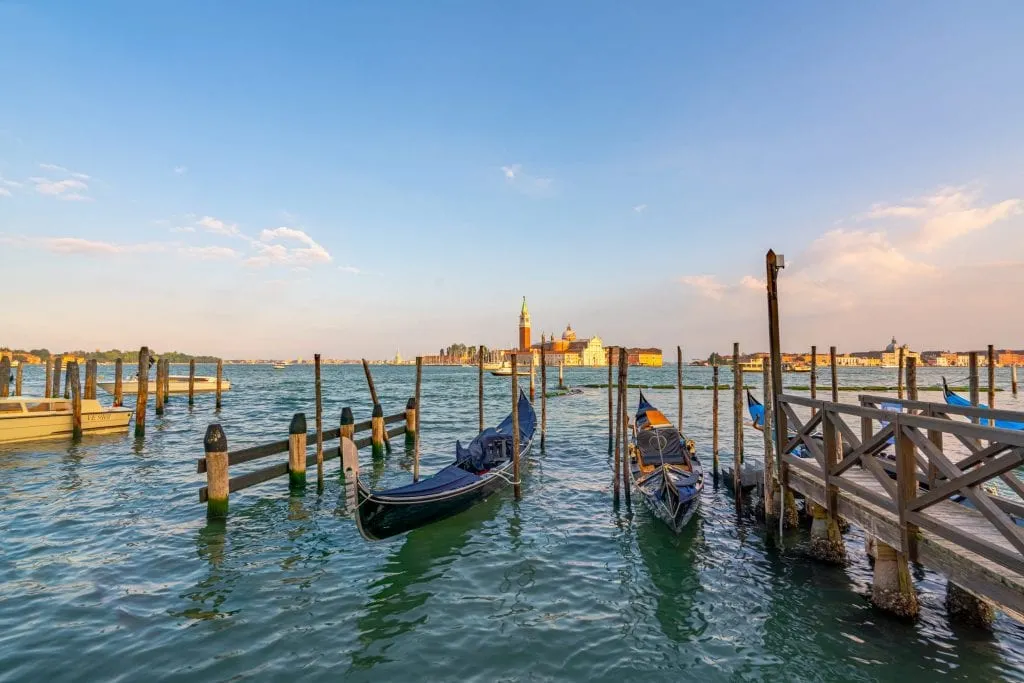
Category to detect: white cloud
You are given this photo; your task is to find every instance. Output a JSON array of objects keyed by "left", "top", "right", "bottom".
[
  {"left": 0, "top": 188, "right": 10, "bottom": 198},
  {"left": 679, "top": 275, "right": 727, "bottom": 300},
  {"left": 171, "top": 226, "right": 196, "bottom": 233},
  {"left": 43, "top": 237, "right": 164, "bottom": 255},
  {"left": 633, "top": 204, "right": 647, "bottom": 214},
  {"left": 183, "top": 246, "right": 239, "bottom": 260},
  {"left": 804, "top": 228, "right": 937, "bottom": 279},
  {"left": 501, "top": 164, "right": 520, "bottom": 180},
  {"left": 30, "top": 177, "right": 88, "bottom": 197},
  {"left": 38, "top": 163, "right": 68, "bottom": 173},
  {"left": 0, "top": 176, "right": 23, "bottom": 189},
  {"left": 500, "top": 163, "right": 554, "bottom": 196},
  {"left": 247, "top": 226, "right": 331, "bottom": 267},
  {"left": 173, "top": 165, "right": 187, "bottom": 175},
  {"left": 197, "top": 215, "right": 240, "bottom": 237},
  {"left": 338, "top": 265, "right": 362, "bottom": 274},
  {"left": 29, "top": 165, "right": 94, "bottom": 201}
]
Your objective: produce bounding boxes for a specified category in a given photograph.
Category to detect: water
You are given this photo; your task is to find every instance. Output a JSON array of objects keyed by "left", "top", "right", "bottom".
[{"left": 2, "top": 363, "right": 1023, "bottom": 682}]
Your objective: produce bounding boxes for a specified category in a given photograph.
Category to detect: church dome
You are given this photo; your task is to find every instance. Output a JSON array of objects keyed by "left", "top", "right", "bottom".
[
  {"left": 885, "top": 337, "right": 897, "bottom": 353},
  {"left": 562, "top": 324, "right": 577, "bottom": 342}
]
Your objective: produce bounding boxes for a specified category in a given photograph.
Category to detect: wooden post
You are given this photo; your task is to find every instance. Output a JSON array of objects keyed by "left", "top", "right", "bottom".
[
  {"left": 371, "top": 403, "right": 385, "bottom": 458},
  {"left": 413, "top": 357, "right": 422, "bottom": 481},
  {"left": 339, "top": 407, "right": 356, "bottom": 474},
  {"left": 162, "top": 359, "right": 170, "bottom": 403},
  {"left": 511, "top": 352, "right": 521, "bottom": 500},
  {"left": 712, "top": 365, "right": 720, "bottom": 477},
  {"left": 288, "top": 413, "right": 307, "bottom": 489},
  {"left": 894, "top": 414, "right": 919, "bottom": 562},
  {"left": 540, "top": 345, "right": 547, "bottom": 450},
  {"left": 14, "top": 360, "right": 22, "bottom": 396},
  {"left": 765, "top": 250, "right": 794, "bottom": 525},
  {"left": 810, "top": 345, "right": 817, "bottom": 415},
  {"left": 1013, "top": 365, "right": 1019, "bottom": 397},
  {"left": 897, "top": 347, "right": 905, "bottom": 400},
  {"left": 613, "top": 350, "right": 622, "bottom": 502},
  {"left": 135, "top": 347, "right": 148, "bottom": 438},
  {"left": 621, "top": 351, "right": 630, "bottom": 504},
  {"left": 761, "top": 362, "right": 775, "bottom": 521},
  {"left": 215, "top": 358, "right": 223, "bottom": 410},
  {"left": 732, "top": 343, "right": 743, "bottom": 496},
  {"left": 361, "top": 358, "right": 391, "bottom": 453},
  {"left": 478, "top": 346, "right": 484, "bottom": 433},
  {"left": 315, "top": 354, "right": 324, "bottom": 486},
  {"left": 52, "top": 354, "right": 63, "bottom": 398},
  {"left": 830, "top": 346, "right": 838, "bottom": 403},
  {"left": 811, "top": 403, "right": 846, "bottom": 564},
  {"left": 529, "top": 353, "right": 535, "bottom": 402},
  {"left": 969, "top": 351, "right": 980, "bottom": 424},
  {"left": 204, "top": 424, "right": 229, "bottom": 518},
  {"left": 113, "top": 358, "right": 123, "bottom": 407},
  {"left": 84, "top": 359, "right": 97, "bottom": 400},
  {"left": 44, "top": 358, "right": 53, "bottom": 400},
  {"left": 906, "top": 357, "right": 918, "bottom": 402},
  {"left": 988, "top": 344, "right": 996, "bottom": 410},
  {"left": 0, "top": 357, "right": 8, "bottom": 398},
  {"left": 69, "top": 362, "right": 82, "bottom": 440},
  {"left": 677, "top": 345, "right": 683, "bottom": 432},
  {"left": 188, "top": 359, "right": 196, "bottom": 406},
  {"left": 64, "top": 363, "right": 71, "bottom": 399},
  {"left": 155, "top": 357, "right": 165, "bottom": 416},
  {"left": 558, "top": 359, "right": 565, "bottom": 390},
  {"left": 607, "top": 348, "right": 614, "bottom": 452}
]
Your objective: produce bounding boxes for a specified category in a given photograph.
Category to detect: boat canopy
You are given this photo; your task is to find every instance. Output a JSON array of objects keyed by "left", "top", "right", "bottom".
[{"left": 375, "top": 464, "right": 481, "bottom": 498}]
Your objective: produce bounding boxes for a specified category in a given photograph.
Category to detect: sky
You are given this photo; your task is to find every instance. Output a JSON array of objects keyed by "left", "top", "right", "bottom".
[{"left": 2, "top": 2, "right": 1024, "bottom": 360}]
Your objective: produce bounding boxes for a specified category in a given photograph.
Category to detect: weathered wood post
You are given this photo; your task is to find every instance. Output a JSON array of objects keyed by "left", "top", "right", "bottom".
[
  {"left": 607, "top": 348, "right": 614, "bottom": 452},
  {"left": 339, "top": 407, "right": 357, "bottom": 475},
  {"left": 69, "top": 362, "right": 82, "bottom": 440},
  {"left": 712, "top": 364, "right": 720, "bottom": 478},
  {"left": 621, "top": 351, "right": 631, "bottom": 504},
  {"left": 810, "top": 403, "right": 846, "bottom": 564},
  {"left": 1013, "top": 365, "right": 1019, "bottom": 397},
  {"left": 188, "top": 359, "right": 196, "bottom": 406},
  {"left": 288, "top": 413, "right": 307, "bottom": 490},
  {"left": 45, "top": 358, "right": 53, "bottom": 399},
  {"left": 51, "top": 354, "right": 63, "bottom": 398},
  {"left": 155, "top": 357, "right": 166, "bottom": 416},
  {"left": 478, "top": 347, "right": 484, "bottom": 433},
  {"left": 732, "top": 343, "right": 743, "bottom": 498},
  {"left": 558, "top": 359, "right": 565, "bottom": 391},
  {"left": 613, "top": 350, "right": 622, "bottom": 502},
  {"left": 830, "top": 346, "right": 838, "bottom": 403},
  {"left": 362, "top": 358, "right": 390, "bottom": 453},
  {"left": 540, "top": 345, "right": 547, "bottom": 450},
  {"left": 64, "top": 363, "right": 71, "bottom": 399},
  {"left": 969, "top": 351, "right": 980, "bottom": 424},
  {"left": 204, "top": 424, "right": 229, "bottom": 518},
  {"left": 988, "top": 344, "right": 996, "bottom": 410},
  {"left": 897, "top": 347, "right": 905, "bottom": 400},
  {"left": 315, "top": 354, "right": 324, "bottom": 487},
  {"left": 413, "top": 356, "right": 422, "bottom": 481},
  {"left": 162, "top": 359, "right": 170, "bottom": 403},
  {"left": 0, "top": 357, "right": 9, "bottom": 398},
  {"left": 14, "top": 360, "right": 23, "bottom": 396},
  {"left": 135, "top": 347, "right": 149, "bottom": 438},
  {"left": 677, "top": 345, "right": 683, "bottom": 432},
  {"left": 810, "top": 345, "right": 817, "bottom": 415},
  {"left": 371, "top": 404, "right": 385, "bottom": 458},
  {"left": 215, "top": 358, "right": 223, "bottom": 410},
  {"left": 84, "top": 359, "right": 97, "bottom": 400},
  {"left": 761, "top": 363, "right": 775, "bottom": 517},
  {"left": 906, "top": 357, "right": 918, "bottom": 402},
  {"left": 765, "top": 250, "right": 797, "bottom": 526},
  {"left": 511, "top": 352, "right": 522, "bottom": 501},
  {"left": 113, "top": 358, "right": 123, "bottom": 407},
  {"left": 529, "top": 353, "right": 535, "bottom": 402}
]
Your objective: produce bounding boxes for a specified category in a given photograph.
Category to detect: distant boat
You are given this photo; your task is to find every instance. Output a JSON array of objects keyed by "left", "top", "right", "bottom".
[
  {"left": 98, "top": 375, "right": 231, "bottom": 395},
  {"left": 490, "top": 360, "right": 530, "bottom": 377},
  {"left": 783, "top": 362, "right": 811, "bottom": 373},
  {"left": 0, "top": 396, "right": 132, "bottom": 444},
  {"left": 272, "top": 363, "right": 287, "bottom": 370},
  {"left": 355, "top": 390, "right": 536, "bottom": 540}
]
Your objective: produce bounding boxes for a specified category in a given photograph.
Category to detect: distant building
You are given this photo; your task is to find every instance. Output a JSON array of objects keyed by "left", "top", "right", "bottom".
[
  {"left": 518, "top": 297, "right": 531, "bottom": 351},
  {"left": 533, "top": 325, "right": 605, "bottom": 366},
  {"left": 999, "top": 351, "right": 1024, "bottom": 367},
  {"left": 880, "top": 337, "right": 919, "bottom": 368}
]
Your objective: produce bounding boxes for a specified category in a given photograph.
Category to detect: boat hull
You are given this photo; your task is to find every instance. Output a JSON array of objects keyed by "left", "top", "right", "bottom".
[
  {"left": 0, "top": 400, "right": 132, "bottom": 445},
  {"left": 98, "top": 376, "right": 230, "bottom": 395}
]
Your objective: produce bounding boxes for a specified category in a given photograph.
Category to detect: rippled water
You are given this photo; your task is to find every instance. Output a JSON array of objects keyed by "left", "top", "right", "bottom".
[{"left": 2, "top": 363, "right": 1023, "bottom": 682}]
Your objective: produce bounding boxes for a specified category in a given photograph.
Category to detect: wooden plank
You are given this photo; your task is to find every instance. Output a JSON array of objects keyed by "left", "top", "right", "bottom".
[
  {"left": 833, "top": 473, "right": 899, "bottom": 514},
  {"left": 782, "top": 452, "right": 823, "bottom": 476},
  {"left": 909, "top": 451, "right": 1024, "bottom": 512},
  {"left": 859, "top": 394, "right": 1024, "bottom": 425},
  {"left": 902, "top": 412, "right": 1024, "bottom": 449},
  {"left": 777, "top": 393, "right": 823, "bottom": 410},
  {"left": 858, "top": 452, "right": 899, "bottom": 500},
  {"left": 908, "top": 510, "right": 1024, "bottom": 577}
]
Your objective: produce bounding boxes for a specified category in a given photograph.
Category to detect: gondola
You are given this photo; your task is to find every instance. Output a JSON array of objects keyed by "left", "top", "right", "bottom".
[
  {"left": 942, "top": 377, "right": 1024, "bottom": 430},
  {"left": 355, "top": 389, "right": 536, "bottom": 541},
  {"left": 629, "top": 392, "right": 704, "bottom": 532}
]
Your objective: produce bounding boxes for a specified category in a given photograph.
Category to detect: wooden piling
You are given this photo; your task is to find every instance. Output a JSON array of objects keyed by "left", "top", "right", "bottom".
[
  {"left": 215, "top": 358, "right": 223, "bottom": 410},
  {"left": 478, "top": 347, "right": 484, "bottom": 433},
  {"left": 113, "top": 358, "right": 123, "bottom": 407},
  {"left": 155, "top": 357, "right": 165, "bottom": 416},
  {"left": 558, "top": 359, "right": 565, "bottom": 391},
  {"left": 361, "top": 358, "right": 390, "bottom": 453},
  {"left": 511, "top": 352, "right": 521, "bottom": 501},
  {"left": 810, "top": 345, "right": 817, "bottom": 414},
  {"left": 540, "top": 345, "right": 547, "bottom": 450},
  {"left": 135, "top": 347, "right": 148, "bottom": 438},
  {"left": 288, "top": 413, "right": 307, "bottom": 489},
  {"left": 204, "top": 424, "right": 230, "bottom": 518},
  {"left": 14, "top": 360, "right": 22, "bottom": 396},
  {"left": 188, "top": 359, "right": 196, "bottom": 406},
  {"left": 988, "top": 344, "right": 996, "bottom": 410},
  {"left": 162, "top": 359, "right": 170, "bottom": 403},
  {"left": 529, "top": 353, "right": 535, "bottom": 402},
  {"left": 315, "top": 354, "right": 324, "bottom": 486},
  {"left": 64, "top": 363, "right": 71, "bottom": 399},
  {"left": 829, "top": 346, "right": 838, "bottom": 403},
  {"left": 1013, "top": 365, "right": 1019, "bottom": 397},
  {"left": 607, "top": 348, "right": 614, "bottom": 452},
  {"left": 761, "top": 362, "right": 775, "bottom": 521},
  {"left": 765, "top": 250, "right": 795, "bottom": 526},
  {"left": 613, "top": 350, "right": 622, "bottom": 502},
  {"left": 906, "top": 357, "right": 918, "bottom": 402},
  {"left": 677, "top": 345, "right": 683, "bottom": 432},
  {"left": 0, "top": 357, "right": 9, "bottom": 398},
  {"left": 712, "top": 365, "right": 720, "bottom": 476},
  {"left": 413, "top": 357, "right": 422, "bottom": 481},
  {"left": 52, "top": 354, "right": 63, "bottom": 398},
  {"left": 969, "top": 352, "right": 980, "bottom": 423},
  {"left": 45, "top": 358, "right": 53, "bottom": 400},
  {"left": 621, "top": 351, "right": 631, "bottom": 504},
  {"left": 732, "top": 343, "right": 743, "bottom": 496},
  {"left": 371, "top": 403, "right": 385, "bottom": 458},
  {"left": 84, "top": 359, "right": 97, "bottom": 400},
  {"left": 69, "top": 362, "right": 82, "bottom": 440},
  {"left": 340, "top": 407, "right": 356, "bottom": 475},
  {"left": 897, "top": 347, "right": 905, "bottom": 400}
]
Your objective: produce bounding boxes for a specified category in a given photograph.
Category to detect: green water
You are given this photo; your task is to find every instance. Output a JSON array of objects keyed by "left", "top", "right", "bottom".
[{"left": 1, "top": 364, "right": 1022, "bottom": 681}]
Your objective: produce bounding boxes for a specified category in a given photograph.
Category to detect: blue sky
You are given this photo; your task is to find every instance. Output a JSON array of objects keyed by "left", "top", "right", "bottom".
[{"left": 2, "top": 2, "right": 1024, "bottom": 359}]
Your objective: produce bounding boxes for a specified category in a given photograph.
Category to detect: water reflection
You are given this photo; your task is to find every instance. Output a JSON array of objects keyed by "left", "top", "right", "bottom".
[
  {"left": 633, "top": 513, "right": 706, "bottom": 643},
  {"left": 178, "top": 519, "right": 235, "bottom": 621}
]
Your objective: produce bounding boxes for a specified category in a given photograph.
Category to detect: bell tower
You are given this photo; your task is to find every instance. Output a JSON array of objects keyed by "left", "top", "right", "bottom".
[{"left": 518, "top": 297, "right": 531, "bottom": 351}]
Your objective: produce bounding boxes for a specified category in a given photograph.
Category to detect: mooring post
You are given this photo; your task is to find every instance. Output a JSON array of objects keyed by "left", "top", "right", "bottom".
[
  {"left": 712, "top": 364, "right": 720, "bottom": 478},
  {"left": 0, "top": 357, "right": 9, "bottom": 398},
  {"left": 540, "top": 345, "right": 547, "bottom": 450},
  {"left": 559, "top": 359, "right": 565, "bottom": 391},
  {"left": 405, "top": 396, "right": 418, "bottom": 449},
  {"left": 830, "top": 346, "right": 838, "bottom": 403},
  {"left": 621, "top": 351, "right": 630, "bottom": 504},
  {"left": 897, "top": 347, "right": 905, "bottom": 400},
  {"left": 371, "top": 404, "right": 385, "bottom": 458},
  {"left": 155, "top": 357, "right": 165, "bottom": 416},
  {"left": 478, "top": 347, "right": 484, "bottom": 433},
  {"left": 84, "top": 359, "right": 97, "bottom": 400},
  {"left": 215, "top": 359, "right": 223, "bottom": 410},
  {"left": 810, "top": 407, "right": 846, "bottom": 564},
  {"left": 810, "top": 345, "right": 817, "bottom": 415},
  {"left": 529, "top": 353, "right": 535, "bottom": 403},
  {"left": 613, "top": 350, "right": 622, "bottom": 503},
  {"left": 1013, "top": 365, "right": 1019, "bottom": 397},
  {"left": 361, "top": 358, "right": 391, "bottom": 453},
  {"left": 162, "top": 359, "right": 170, "bottom": 403},
  {"left": 765, "top": 250, "right": 797, "bottom": 527},
  {"left": 677, "top": 345, "right": 683, "bottom": 432},
  {"left": 906, "top": 357, "right": 918, "bottom": 402},
  {"left": 288, "top": 413, "right": 307, "bottom": 489},
  {"left": 413, "top": 356, "right": 422, "bottom": 481},
  {"left": 188, "top": 359, "right": 196, "bottom": 406},
  {"left": 44, "top": 358, "right": 53, "bottom": 399},
  {"left": 511, "top": 352, "right": 521, "bottom": 501},
  {"left": 204, "top": 424, "right": 229, "bottom": 518},
  {"left": 339, "top": 407, "right": 356, "bottom": 475},
  {"left": 14, "top": 360, "right": 23, "bottom": 396},
  {"left": 113, "top": 358, "right": 123, "bottom": 407},
  {"left": 64, "top": 363, "right": 71, "bottom": 399},
  {"left": 69, "top": 362, "right": 82, "bottom": 440},
  {"left": 969, "top": 351, "right": 980, "bottom": 424},
  {"left": 315, "top": 354, "right": 324, "bottom": 487},
  {"left": 761, "top": 362, "right": 776, "bottom": 522},
  {"left": 135, "top": 347, "right": 148, "bottom": 438},
  {"left": 988, "top": 344, "right": 996, "bottom": 410},
  {"left": 607, "top": 348, "right": 614, "bottom": 452},
  {"left": 52, "top": 354, "right": 63, "bottom": 398},
  {"left": 732, "top": 343, "right": 743, "bottom": 498}
]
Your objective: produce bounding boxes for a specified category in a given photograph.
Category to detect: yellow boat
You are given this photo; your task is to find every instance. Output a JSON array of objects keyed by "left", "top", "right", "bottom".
[{"left": 0, "top": 396, "right": 132, "bottom": 445}]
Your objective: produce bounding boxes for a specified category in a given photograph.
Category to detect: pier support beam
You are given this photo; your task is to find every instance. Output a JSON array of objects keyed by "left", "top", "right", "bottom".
[
  {"left": 945, "top": 582, "right": 995, "bottom": 629},
  {"left": 808, "top": 502, "right": 846, "bottom": 565},
  {"left": 405, "top": 398, "right": 417, "bottom": 447},
  {"left": 204, "top": 424, "right": 229, "bottom": 518},
  {"left": 288, "top": 413, "right": 307, "bottom": 490},
  {"left": 870, "top": 541, "right": 919, "bottom": 619}
]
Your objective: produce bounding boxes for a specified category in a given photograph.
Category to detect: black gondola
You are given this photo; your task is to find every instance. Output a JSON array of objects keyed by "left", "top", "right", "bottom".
[{"left": 355, "top": 390, "right": 536, "bottom": 541}]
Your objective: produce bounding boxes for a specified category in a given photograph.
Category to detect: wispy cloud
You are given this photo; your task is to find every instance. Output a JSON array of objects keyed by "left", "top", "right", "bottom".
[
  {"left": 338, "top": 265, "right": 362, "bottom": 274},
  {"left": 173, "top": 165, "right": 188, "bottom": 176},
  {"left": 196, "top": 215, "right": 240, "bottom": 237},
  {"left": 500, "top": 163, "right": 554, "bottom": 197},
  {"left": 183, "top": 245, "right": 239, "bottom": 260},
  {"left": 0, "top": 188, "right": 10, "bottom": 198},
  {"left": 247, "top": 227, "right": 331, "bottom": 267},
  {"left": 29, "top": 163, "right": 94, "bottom": 201},
  {"left": 43, "top": 237, "right": 164, "bottom": 255},
  {"left": 171, "top": 226, "right": 196, "bottom": 233},
  {"left": 678, "top": 275, "right": 727, "bottom": 300},
  {"left": 633, "top": 204, "right": 647, "bottom": 214}
]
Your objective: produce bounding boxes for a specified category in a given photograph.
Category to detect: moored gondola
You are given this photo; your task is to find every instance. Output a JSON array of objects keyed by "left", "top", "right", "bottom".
[
  {"left": 629, "top": 392, "right": 704, "bottom": 532},
  {"left": 355, "top": 390, "right": 536, "bottom": 541},
  {"left": 942, "top": 377, "right": 1024, "bottom": 430}
]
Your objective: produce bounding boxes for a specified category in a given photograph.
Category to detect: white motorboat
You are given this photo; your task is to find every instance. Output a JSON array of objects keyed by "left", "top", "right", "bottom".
[
  {"left": 0, "top": 396, "right": 132, "bottom": 444},
  {"left": 272, "top": 363, "right": 288, "bottom": 370},
  {"left": 490, "top": 360, "right": 530, "bottom": 377},
  {"left": 98, "top": 375, "right": 231, "bottom": 395}
]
